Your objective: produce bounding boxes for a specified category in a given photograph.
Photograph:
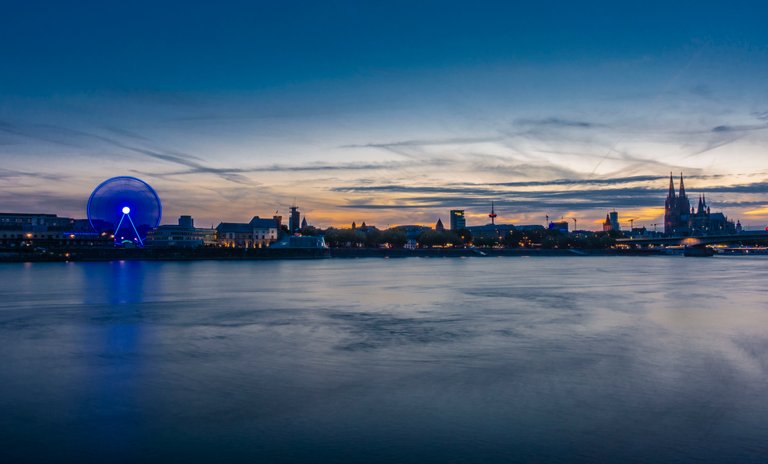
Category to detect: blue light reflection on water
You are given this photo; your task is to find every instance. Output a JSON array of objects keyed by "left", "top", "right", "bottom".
[{"left": 1, "top": 257, "right": 768, "bottom": 463}]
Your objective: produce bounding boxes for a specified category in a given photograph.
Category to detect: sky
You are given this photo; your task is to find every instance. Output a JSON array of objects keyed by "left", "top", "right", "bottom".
[{"left": 2, "top": 0, "right": 768, "bottom": 230}]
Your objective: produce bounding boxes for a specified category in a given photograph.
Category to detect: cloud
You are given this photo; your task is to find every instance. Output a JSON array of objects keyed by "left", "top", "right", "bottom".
[
  {"left": 0, "top": 120, "right": 257, "bottom": 183},
  {"left": 340, "top": 136, "right": 505, "bottom": 157},
  {"left": 679, "top": 121, "right": 768, "bottom": 158},
  {"left": 711, "top": 123, "right": 768, "bottom": 133},
  {"left": 131, "top": 159, "right": 457, "bottom": 182},
  {"left": 514, "top": 117, "right": 598, "bottom": 129},
  {"left": 332, "top": 179, "right": 768, "bottom": 216},
  {"left": 0, "top": 168, "right": 62, "bottom": 181},
  {"left": 0, "top": 190, "right": 86, "bottom": 214}
]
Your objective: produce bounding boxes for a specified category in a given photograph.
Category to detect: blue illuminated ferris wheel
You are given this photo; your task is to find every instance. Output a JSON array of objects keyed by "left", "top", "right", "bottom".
[{"left": 87, "top": 176, "right": 162, "bottom": 246}]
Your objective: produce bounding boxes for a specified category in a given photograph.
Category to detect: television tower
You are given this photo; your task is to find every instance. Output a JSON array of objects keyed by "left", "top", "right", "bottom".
[{"left": 488, "top": 201, "right": 497, "bottom": 225}]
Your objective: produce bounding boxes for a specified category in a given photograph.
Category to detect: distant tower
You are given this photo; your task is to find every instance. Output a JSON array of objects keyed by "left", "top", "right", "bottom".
[
  {"left": 677, "top": 173, "right": 691, "bottom": 234},
  {"left": 609, "top": 211, "right": 619, "bottom": 231},
  {"left": 301, "top": 217, "right": 308, "bottom": 229},
  {"left": 435, "top": 218, "right": 445, "bottom": 231},
  {"left": 603, "top": 211, "right": 620, "bottom": 232},
  {"left": 449, "top": 210, "right": 466, "bottom": 230},
  {"left": 289, "top": 204, "right": 301, "bottom": 233},
  {"left": 351, "top": 221, "right": 356, "bottom": 230},
  {"left": 664, "top": 173, "right": 676, "bottom": 235},
  {"left": 488, "top": 201, "right": 497, "bottom": 225},
  {"left": 664, "top": 172, "right": 691, "bottom": 235}
]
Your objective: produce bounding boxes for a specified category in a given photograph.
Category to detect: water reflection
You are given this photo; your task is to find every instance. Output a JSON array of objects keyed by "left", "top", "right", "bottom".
[{"left": 0, "top": 257, "right": 767, "bottom": 463}]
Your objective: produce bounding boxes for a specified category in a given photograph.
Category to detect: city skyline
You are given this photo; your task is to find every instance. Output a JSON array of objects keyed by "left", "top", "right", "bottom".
[{"left": 2, "top": 2, "right": 768, "bottom": 228}]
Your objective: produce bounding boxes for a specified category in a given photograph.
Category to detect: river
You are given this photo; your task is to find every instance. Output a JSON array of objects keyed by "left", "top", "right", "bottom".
[{"left": 1, "top": 256, "right": 767, "bottom": 463}]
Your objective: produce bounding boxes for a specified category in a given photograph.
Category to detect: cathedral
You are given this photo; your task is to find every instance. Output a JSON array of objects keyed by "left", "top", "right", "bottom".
[{"left": 664, "top": 173, "right": 736, "bottom": 236}]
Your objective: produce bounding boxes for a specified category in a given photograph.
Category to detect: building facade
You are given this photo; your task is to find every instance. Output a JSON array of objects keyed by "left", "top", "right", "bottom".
[
  {"left": 289, "top": 205, "right": 301, "bottom": 234},
  {"left": 0, "top": 213, "right": 111, "bottom": 249},
  {"left": 603, "top": 211, "right": 620, "bottom": 232},
  {"left": 449, "top": 210, "right": 466, "bottom": 230},
  {"left": 664, "top": 173, "right": 735, "bottom": 236},
  {"left": 146, "top": 215, "right": 216, "bottom": 247},
  {"left": 216, "top": 216, "right": 279, "bottom": 248},
  {"left": 664, "top": 173, "right": 691, "bottom": 235}
]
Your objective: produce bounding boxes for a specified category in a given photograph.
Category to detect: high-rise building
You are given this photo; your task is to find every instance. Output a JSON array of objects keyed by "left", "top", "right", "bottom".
[
  {"left": 289, "top": 204, "right": 301, "bottom": 233},
  {"left": 449, "top": 210, "right": 465, "bottom": 230}
]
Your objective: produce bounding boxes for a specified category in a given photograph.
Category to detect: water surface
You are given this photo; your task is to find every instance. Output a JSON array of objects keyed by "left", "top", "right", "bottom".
[{"left": 1, "top": 257, "right": 767, "bottom": 463}]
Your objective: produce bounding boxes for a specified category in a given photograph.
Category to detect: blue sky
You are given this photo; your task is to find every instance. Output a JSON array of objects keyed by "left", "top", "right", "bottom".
[{"left": 2, "top": 1, "right": 768, "bottom": 228}]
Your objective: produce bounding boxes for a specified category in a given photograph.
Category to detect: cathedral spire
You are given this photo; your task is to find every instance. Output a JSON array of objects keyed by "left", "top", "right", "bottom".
[
  {"left": 667, "top": 172, "right": 676, "bottom": 199},
  {"left": 679, "top": 173, "right": 686, "bottom": 198}
]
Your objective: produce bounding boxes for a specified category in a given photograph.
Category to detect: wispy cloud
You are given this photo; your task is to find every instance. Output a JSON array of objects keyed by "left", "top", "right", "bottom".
[
  {"left": 340, "top": 135, "right": 505, "bottom": 149},
  {"left": 0, "top": 168, "right": 62, "bottom": 181},
  {"left": 514, "top": 117, "right": 599, "bottom": 129},
  {"left": 711, "top": 123, "right": 768, "bottom": 133}
]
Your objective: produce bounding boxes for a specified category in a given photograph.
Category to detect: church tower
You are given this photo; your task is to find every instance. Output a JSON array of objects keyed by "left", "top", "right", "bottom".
[
  {"left": 677, "top": 173, "right": 691, "bottom": 234},
  {"left": 664, "top": 173, "right": 676, "bottom": 235},
  {"left": 664, "top": 173, "right": 692, "bottom": 235}
]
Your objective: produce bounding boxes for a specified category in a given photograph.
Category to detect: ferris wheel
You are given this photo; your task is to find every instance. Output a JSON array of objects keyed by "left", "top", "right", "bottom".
[{"left": 87, "top": 176, "right": 162, "bottom": 246}]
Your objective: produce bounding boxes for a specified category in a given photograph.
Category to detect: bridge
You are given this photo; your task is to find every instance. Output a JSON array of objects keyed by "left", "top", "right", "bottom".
[{"left": 617, "top": 231, "right": 768, "bottom": 247}]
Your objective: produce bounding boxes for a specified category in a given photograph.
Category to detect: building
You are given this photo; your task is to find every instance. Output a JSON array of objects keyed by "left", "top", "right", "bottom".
[
  {"left": 548, "top": 221, "right": 569, "bottom": 234},
  {"left": 449, "top": 210, "right": 466, "bottom": 230},
  {"left": 216, "top": 216, "right": 279, "bottom": 248},
  {"left": 349, "top": 221, "right": 377, "bottom": 233},
  {"left": 0, "top": 212, "right": 111, "bottom": 249},
  {"left": 603, "top": 211, "right": 620, "bottom": 232},
  {"left": 215, "top": 223, "right": 254, "bottom": 248},
  {"left": 664, "top": 173, "right": 691, "bottom": 235},
  {"left": 664, "top": 173, "right": 735, "bottom": 235},
  {"left": 689, "top": 194, "right": 736, "bottom": 235},
  {"left": 249, "top": 216, "right": 280, "bottom": 245},
  {"left": 289, "top": 205, "right": 301, "bottom": 234},
  {"left": 0, "top": 212, "right": 74, "bottom": 228},
  {"left": 435, "top": 218, "right": 445, "bottom": 231},
  {"left": 271, "top": 235, "right": 328, "bottom": 249},
  {"left": 146, "top": 215, "right": 216, "bottom": 248},
  {"left": 392, "top": 224, "right": 431, "bottom": 249}
]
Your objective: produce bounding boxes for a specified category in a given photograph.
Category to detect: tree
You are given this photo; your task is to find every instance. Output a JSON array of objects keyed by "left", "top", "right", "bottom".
[
  {"left": 323, "top": 228, "right": 366, "bottom": 247},
  {"left": 456, "top": 228, "right": 472, "bottom": 245},
  {"left": 417, "top": 230, "right": 462, "bottom": 248},
  {"left": 380, "top": 229, "right": 407, "bottom": 248}
]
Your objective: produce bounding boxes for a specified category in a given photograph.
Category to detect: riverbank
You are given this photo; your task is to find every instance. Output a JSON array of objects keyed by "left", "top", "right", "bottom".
[{"left": 0, "top": 247, "right": 668, "bottom": 262}]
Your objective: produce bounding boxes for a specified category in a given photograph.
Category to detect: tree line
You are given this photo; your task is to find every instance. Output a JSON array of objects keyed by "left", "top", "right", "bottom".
[{"left": 300, "top": 226, "right": 621, "bottom": 249}]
